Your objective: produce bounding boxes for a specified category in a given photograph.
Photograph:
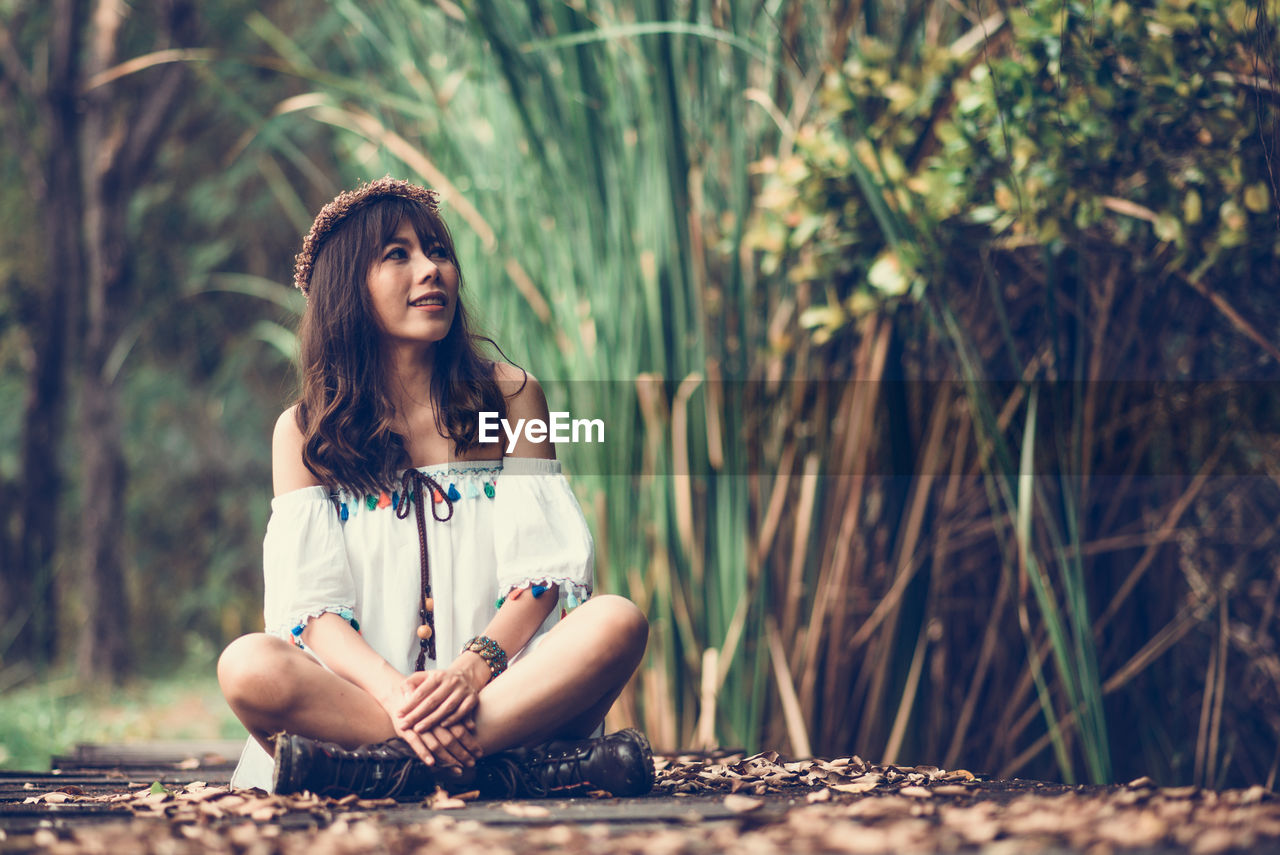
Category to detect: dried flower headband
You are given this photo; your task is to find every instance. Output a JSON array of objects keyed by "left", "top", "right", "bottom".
[{"left": 293, "top": 176, "right": 441, "bottom": 296}]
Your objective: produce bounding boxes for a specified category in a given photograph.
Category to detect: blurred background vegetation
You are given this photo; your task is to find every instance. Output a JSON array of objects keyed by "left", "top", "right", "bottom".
[{"left": 1, "top": 0, "right": 1278, "bottom": 787}]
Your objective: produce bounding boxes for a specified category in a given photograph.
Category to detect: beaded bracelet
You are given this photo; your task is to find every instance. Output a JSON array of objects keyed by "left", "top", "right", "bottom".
[{"left": 462, "top": 635, "right": 509, "bottom": 681}]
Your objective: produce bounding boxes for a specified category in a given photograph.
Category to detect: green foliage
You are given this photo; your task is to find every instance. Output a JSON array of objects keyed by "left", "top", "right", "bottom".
[
  {"left": 0, "top": 662, "right": 239, "bottom": 771},
  {"left": 752, "top": 0, "right": 1279, "bottom": 341},
  {"left": 747, "top": 0, "right": 1280, "bottom": 785}
]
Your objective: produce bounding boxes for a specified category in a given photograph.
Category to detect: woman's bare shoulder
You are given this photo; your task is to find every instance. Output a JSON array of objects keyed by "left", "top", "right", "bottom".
[
  {"left": 491, "top": 362, "right": 545, "bottom": 411},
  {"left": 491, "top": 360, "right": 535, "bottom": 387},
  {"left": 489, "top": 362, "right": 553, "bottom": 459},
  {"left": 272, "top": 405, "right": 322, "bottom": 495}
]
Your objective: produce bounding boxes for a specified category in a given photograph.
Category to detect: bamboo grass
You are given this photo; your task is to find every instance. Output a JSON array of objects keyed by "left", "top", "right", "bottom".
[{"left": 215, "top": 0, "right": 1280, "bottom": 787}]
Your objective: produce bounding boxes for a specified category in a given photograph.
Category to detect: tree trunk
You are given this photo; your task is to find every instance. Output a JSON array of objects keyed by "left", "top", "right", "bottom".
[
  {"left": 75, "top": 0, "right": 197, "bottom": 682},
  {"left": 75, "top": 376, "right": 131, "bottom": 679},
  {"left": 75, "top": 0, "right": 132, "bottom": 683},
  {"left": 2, "top": 0, "right": 88, "bottom": 667},
  {"left": 15, "top": 134, "right": 81, "bottom": 663},
  {"left": 76, "top": 121, "right": 132, "bottom": 680}
]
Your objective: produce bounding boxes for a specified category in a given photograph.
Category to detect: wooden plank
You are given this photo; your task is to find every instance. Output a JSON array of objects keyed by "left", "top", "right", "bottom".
[{"left": 51, "top": 741, "right": 243, "bottom": 771}]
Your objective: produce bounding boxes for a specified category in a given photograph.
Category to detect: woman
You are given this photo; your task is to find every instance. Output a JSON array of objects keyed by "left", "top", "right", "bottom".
[{"left": 217, "top": 177, "right": 652, "bottom": 800}]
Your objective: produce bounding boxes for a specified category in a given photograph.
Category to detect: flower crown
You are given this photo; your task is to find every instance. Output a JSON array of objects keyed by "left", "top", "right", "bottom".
[{"left": 293, "top": 176, "right": 441, "bottom": 296}]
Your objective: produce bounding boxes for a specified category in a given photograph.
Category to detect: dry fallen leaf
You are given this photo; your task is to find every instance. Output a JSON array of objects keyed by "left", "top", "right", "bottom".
[
  {"left": 845, "top": 795, "right": 916, "bottom": 819},
  {"left": 899, "top": 786, "right": 933, "bottom": 798},
  {"left": 806, "top": 789, "right": 832, "bottom": 804},
  {"left": 421, "top": 787, "right": 467, "bottom": 810},
  {"left": 932, "top": 785, "right": 971, "bottom": 796},
  {"left": 502, "top": 803, "right": 552, "bottom": 818},
  {"left": 1239, "top": 786, "right": 1269, "bottom": 805},
  {"left": 831, "top": 778, "right": 879, "bottom": 795},
  {"left": 227, "top": 823, "right": 262, "bottom": 848},
  {"left": 724, "top": 794, "right": 764, "bottom": 813},
  {"left": 432, "top": 797, "right": 468, "bottom": 810},
  {"left": 355, "top": 798, "right": 397, "bottom": 809},
  {"left": 1191, "top": 826, "right": 1236, "bottom": 855}
]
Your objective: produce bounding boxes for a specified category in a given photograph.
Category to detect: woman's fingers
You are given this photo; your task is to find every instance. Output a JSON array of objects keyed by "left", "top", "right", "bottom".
[
  {"left": 419, "top": 728, "right": 450, "bottom": 766},
  {"left": 393, "top": 672, "right": 479, "bottom": 746},
  {"left": 404, "top": 682, "right": 458, "bottom": 729},
  {"left": 414, "top": 686, "right": 473, "bottom": 732},
  {"left": 389, "top": 681, "right": 479, "bottom": 767},
  {"left": 447, "top": 723, "right": 482, "bottom": 759},
  {"left": 397, "top": 672, "right": 442, "bottom": 716},
  {"left": 405, "top": 688, "right": 459, "bottom": 732},
  {"left": 400, "top": 724, "right": 435, "bottom": 765},
  {"left": 439, "top": 693, "right": 479, "bottom": 729},
  {"left": 428, "top": 723, "right": 478, "bottom": 767}
]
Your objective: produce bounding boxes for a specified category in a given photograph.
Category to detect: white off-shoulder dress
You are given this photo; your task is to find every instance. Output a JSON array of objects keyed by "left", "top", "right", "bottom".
[{"left": 230, "top": 456, "right": 594, "bottom": 791}]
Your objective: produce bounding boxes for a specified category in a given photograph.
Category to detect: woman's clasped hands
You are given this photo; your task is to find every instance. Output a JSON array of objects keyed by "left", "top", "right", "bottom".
[{"left": 380, "top": 668, "right": 483, "bottom": 770}]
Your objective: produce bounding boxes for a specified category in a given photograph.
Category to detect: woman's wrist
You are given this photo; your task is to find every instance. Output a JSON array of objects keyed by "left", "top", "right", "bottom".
[
  {"left": 450, "top": 650, "right": 493, "bottom": 693},
  {"left": 371, "top": 666, "right": 411, "bottom": 709}
]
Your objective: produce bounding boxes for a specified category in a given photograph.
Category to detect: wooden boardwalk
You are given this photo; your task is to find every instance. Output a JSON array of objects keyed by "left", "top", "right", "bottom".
[
  {"left": 0, "top": 741, "right": 796, "bottom": 834},
  {"left": 3, "top": 743, "right": 1278, "bottom": 853}
]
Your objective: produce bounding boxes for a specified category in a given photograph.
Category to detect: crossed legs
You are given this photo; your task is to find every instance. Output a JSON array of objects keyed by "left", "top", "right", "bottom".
[{"left": 218, "top": 595, "right": 648, "bottom": 758}]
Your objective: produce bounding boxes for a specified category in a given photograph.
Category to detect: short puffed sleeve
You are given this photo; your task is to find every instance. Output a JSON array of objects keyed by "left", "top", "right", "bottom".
[
  {"left": 493, "top": 457, "right": 594, "bottom": 610},
  {"left": 262, "top": 486, "right": 358, "bottom": 645}
]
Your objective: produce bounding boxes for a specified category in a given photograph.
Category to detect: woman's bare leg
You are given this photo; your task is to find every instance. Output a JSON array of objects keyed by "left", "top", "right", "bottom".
[
  {"left": 472, "top": 594, "right": 648, "bottom": 749},
  {"left": 218, "top": 594, "right": 648, "bottom": 756},
  {"left": 218, "top": 635, "right": 397, "bottom": 753}
]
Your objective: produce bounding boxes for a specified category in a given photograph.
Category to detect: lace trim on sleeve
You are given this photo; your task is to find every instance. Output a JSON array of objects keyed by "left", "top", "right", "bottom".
[
  {"left": 493, "top": 577, "right": 592, "bottom": 617},
  {"left": 280, "top": 606, "right": 361, "bottom": 650}
]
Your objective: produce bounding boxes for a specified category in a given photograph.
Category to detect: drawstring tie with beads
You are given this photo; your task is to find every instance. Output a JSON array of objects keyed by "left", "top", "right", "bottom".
[{"left": 396, "top": 468, "right": 454, "bottom": 669}]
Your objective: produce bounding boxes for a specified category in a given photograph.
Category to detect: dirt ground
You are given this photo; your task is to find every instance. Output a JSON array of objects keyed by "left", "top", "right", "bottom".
[{"left": 2, "top": 750, "right": 1278, "bottom": 854}]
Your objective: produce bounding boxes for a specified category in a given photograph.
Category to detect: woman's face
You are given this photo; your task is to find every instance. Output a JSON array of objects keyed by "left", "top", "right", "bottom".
[{"left": 366, "top": 218, "right": 460, "bottom": 349}]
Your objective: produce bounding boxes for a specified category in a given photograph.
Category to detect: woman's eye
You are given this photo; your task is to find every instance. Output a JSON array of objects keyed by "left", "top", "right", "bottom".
[
  {"left": 385, "top": 247, "right": 408, "bottom": 260},
  {"left": 428, "top": 245, "right": 449, "bottom": 259}
]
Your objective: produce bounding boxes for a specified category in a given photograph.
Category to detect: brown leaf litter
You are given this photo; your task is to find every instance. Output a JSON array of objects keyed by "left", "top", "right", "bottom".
[
  {"left": 6, "top": 755, "right": 1279, "bottom": 854},
  {"left": 655, "top": 750, "right": 979, "bottom": 800},
  {"left": 19, "top": 779, "right": 483, "bottom": 823}
]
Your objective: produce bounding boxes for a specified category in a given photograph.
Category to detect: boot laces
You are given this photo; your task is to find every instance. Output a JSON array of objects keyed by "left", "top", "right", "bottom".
[
  {"left": 490, "top": 755, "right": 540, "bottom": 798},
  {"left": 531, "top": 745, "right": 594, "bottom": 793}
]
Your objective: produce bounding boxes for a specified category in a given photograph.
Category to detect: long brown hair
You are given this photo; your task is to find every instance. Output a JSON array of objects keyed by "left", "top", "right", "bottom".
[{"left": 294, "top": 194, "right": 507, "bottom": 495}]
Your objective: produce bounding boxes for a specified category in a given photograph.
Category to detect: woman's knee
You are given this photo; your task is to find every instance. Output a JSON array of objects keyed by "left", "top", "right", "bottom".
[
  {"left": 586, "top": 594, "right": 649, "bottom": 655},
  {"left": 217, "top": 633, "right": 298, "bottom": 713}
]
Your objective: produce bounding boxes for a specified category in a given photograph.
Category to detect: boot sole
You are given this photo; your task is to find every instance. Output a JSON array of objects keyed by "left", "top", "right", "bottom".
[
  {"left": 272, "top": 733, "right": 300, "bottom": 795},
  {"left": 618, "top": 727, "right": 656, "bottom": 796}
]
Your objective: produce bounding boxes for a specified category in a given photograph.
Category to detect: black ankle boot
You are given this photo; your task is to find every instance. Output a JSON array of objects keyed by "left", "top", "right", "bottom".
[
  {"left": 473, "top": 728, "right": 655, "bottom": 799},
  {"left": 272, "top": 733, "right": 438, "bottom": 799}
]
